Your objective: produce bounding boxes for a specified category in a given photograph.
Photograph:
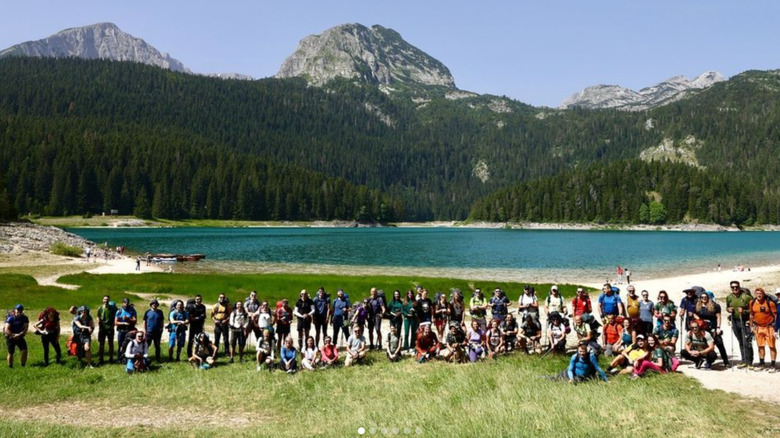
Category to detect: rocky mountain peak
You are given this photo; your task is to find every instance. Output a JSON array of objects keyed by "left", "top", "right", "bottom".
[{"left": 275, "top": 23, "right": 456, "bottom": 90}]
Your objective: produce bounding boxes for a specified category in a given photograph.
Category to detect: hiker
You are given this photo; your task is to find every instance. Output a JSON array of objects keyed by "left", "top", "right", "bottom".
[
  {"left": 486, "top": 319, "right": 504, "bottom": 359},
  {"left": 4, "top": 304, "right": 29, "bottom": 368},
  {"left": 573, "top": 315, "right": 600, "bottom": 355},
  {"left": 679, "top": 288, "right": 699, "bottom": 331},
  {"left": 681, "top": 320, "right": 717, "bottom": 370},
  {"left": 229, "top": 300, "right": 249, "bottom": 363},
  {"left": 726, "top": 281, "right": 753, "bottom": 369},
  {"left": 312, "top": 287, "right": 330, "bottom": 346},
  {"left": 653, "top": 316, "right": 679, "bottom": 357},
  {"left": 440, "top": 324, "right": 466, "bottom": 363},
  {"left": 749, "top": 287, "right": 777, "bottom": 372},
  {"left": 96, "top": 295, "right": 117, "bottom": 364},
  {"left": 519, "top": 314, "right": 542, "bottom": 354},
  {"left": 244, "top": 291, "right": 262, "bottom": 343},
  {"left": 416, "top": 324, "right": 440, "bottom": 363},
  {"left": 344, "top": 326, "right": 367, "bottom": 367},
  {"left": 401, "top": 290, "right": 417, "bottom": 351},
  {"left": 693, "top": 293, "right": 729, "bottom": 367},
  {"left": 143, "top": 299, "right": 165, "bottom": 363},
  {"left": 467, "top": 320, "right": 486, "bottom": 362},
  {"left": 114, "top": 298, "right": 137, "bottom": 364},
  {"left": 602, "top": 314, "right": 625, "bottom": 357},
  {"left": 279, "top": 337, "right": 298, "bottom": 373},
  {"left": 301, "top": 336, "right": 320, "bottom": 371},
  {"left": 598, "top": 283, "right": 624, "bottom": 323},
  {"left": 632, "top": 334, "right": 676, "bottom": 379},
  {"left": 545, "top": 285, "right": 567, "bottom": 317},
  {"left": 366, "top": 287, "right": 386, "bottom": 350},
  {"left": 469, "top": 288, "right": 488, "bottom": 332},
  {"left": 450, "top": 290, "right": 466, "bottom": 331},
  {"left": 386, "top": 324, "right": 402, "bottom": 362},
  {"left": 168, "top": 300, "right": 189, "bottom": 361},
  {"left": 275, "top": 299, "right": 293, "bottom": 349},
  {"left": 558, "top": 342, "right": 608, "bottom": 384},
  {"left": 331, "top": 289, "right": 351, "bottom": 347},
  {"left": 211, "top": 293, "right": 230, "bottom": 356},
  {"left": 638, "top": 290, "right": 654, "bottom": 336},
  {"left": 124, "top": 330, "right": 149, "bottom": 374},
  {"left": 547, "top": 312, "right": 567, "bottom": 354},
  {"left": 34, "top": 306, "right": 62, "bottom": 365},
  {"left": 501, "top": 313, "right": 519, "bottom": 353},
  {"left": 257, "top": 300, "right": 275, "bottom": 339},
  {"left": 73, "top": 306, "right": 95, "bottom": 368},
  {"left": 434, "top": 292, "right": 451, "bottom": 339},
  {"left": 189, "top": 332, "right": 217, "bottom": 370},
  {"left": 294, "top": 290, "right": 315, "bottom": 350},
  {"left": 186, "top": 295, "right": 206, "bottom": 359},
  {"left": 571, "top": 287, "right": 592, "bottom": 318},
  {"left": 320, "top": 336, "right": 339, "bottom": 368},
  {"left": 489, "top": 288, "right": 511, "bottom": 322},
  {"left": 608, "top": 334, "right": 650, "bottom": 375},
  {"left": 256, "top": 329, "right": 275, "bottom": 371},
  {"left": 416, "top": 288, "right": 434, "bottom": 328},
  {"left": 625, "top": 286, "right": 640, "bottom": 334},
  {"left": 517, "top": 285, "right": 539, "bottom": 323},
  {"left": 387, "top": 290, "right": 404, "bottom": 338},
  {"left": 653, "top": 291, "right": 677, "bottom": 328}
]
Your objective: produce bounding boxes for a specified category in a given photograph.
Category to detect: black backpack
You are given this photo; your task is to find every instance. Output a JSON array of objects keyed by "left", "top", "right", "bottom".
[{"left": 118, "top": 329, "right": 138, "bottom": 362}]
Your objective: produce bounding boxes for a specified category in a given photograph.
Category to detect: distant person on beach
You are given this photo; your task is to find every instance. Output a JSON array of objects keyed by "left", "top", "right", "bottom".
[
  {"left": 726, "top": 281, "right": 753, "bottom": 369},
  {"left": 85, "top": 245, "right": 91, "bottom": 262},
  {"left": 135, "top": 257, "right": 141, "bottom": 271},
  {"left": 34, "top": 306, "right": 62, "bottom": 366},
  {"left": 616, "top": 266, "right": 623, "bottom": 284},
  {"left": 143, "top": 300, "right": 164, "bottom": 363},
  {"left": 145, "top": 252, "right": 151, "bottom": 266},
  {"left": 96, "top": 296, "right": 117, "bottom": 364},
  {"left": 625, "top": 269, "right": 631, "bottom": 284},
  {"left": 4, "top": 304, "right": 29, "bottom": 368},
  {"left": 749, "top": 287, "right": 777, "bottom": 372}
]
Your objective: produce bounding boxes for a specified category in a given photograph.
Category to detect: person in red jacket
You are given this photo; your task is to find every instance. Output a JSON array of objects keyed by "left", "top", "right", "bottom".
[
  {"left": 416, "top": 324, "right": 440, "bottom": 363},
  {"left": 571, "top": 288, "right": 592, "bottom": 317}
]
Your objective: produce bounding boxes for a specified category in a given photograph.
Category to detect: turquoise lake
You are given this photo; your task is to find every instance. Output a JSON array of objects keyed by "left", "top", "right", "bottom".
[{"left": 69, "top": 227, "right": 780, "bottom": 280}]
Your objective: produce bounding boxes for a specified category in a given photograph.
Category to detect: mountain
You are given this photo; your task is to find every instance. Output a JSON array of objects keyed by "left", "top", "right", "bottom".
[
  {"left": 0, "top": 22, "right": 188, "bottom": 72},
  {"left": 560, "top": 71, "right": 725, "bottom": 110},
  {"left": 276, "top": 23, "right": 456, "bottom": 91}
]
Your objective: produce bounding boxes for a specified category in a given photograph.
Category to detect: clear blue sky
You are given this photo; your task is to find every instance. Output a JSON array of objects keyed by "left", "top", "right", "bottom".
[{"left": 1, "top": 0, "right": 776, "bottom": 107}]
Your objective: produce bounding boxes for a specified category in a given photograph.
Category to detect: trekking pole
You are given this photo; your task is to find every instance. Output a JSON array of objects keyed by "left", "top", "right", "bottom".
[{"left": 729, "top": 317, "right": 734, "bottom": 373}]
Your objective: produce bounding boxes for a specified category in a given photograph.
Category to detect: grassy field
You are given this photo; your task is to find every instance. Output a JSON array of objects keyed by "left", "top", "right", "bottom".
[{"left": 0, "top": 335, "right": 778, "bottom": 437}]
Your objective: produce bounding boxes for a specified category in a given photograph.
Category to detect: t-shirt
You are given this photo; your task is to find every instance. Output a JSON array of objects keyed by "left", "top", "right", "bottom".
[
  {"left": 256, "top": 337, "right": 274, "bottom": 353},
  {"left": 546, "top": 295, "right": 565, "bottom": 314},
  {"left": 684, "top": 330, "right": 713, "bottom": 351},
  {"left": 450, "top": 303, "right": 464, "bottom": 323},
  {"left": 332, "top": 298, "right": 351, "bottom": 317},
  {"left": 467, "top": 329, "right": 483, "bottom": 345},
  {"left": 725, "top": 292, "right": 753, "bottom": 321},
  {"left": 320, "top": 344, "right": 338, "bottom": 361},
  {"left": 751, "top": 299, "right": 777, "bottom": 327},
  {"left": 626, "top": 295, "right": 640, "bottom": 318},
  {"left": 654, "top": 301, "right": 676, "bottom": 317},
  {"left": 275, "top": 307, "right": 292, "bottom": 327},
  {"left": 604, "top": 323, "right": 623, "bottom": 345},
  {"left": 417, "top": 298, "right": 433, "bottom": 322},
  {"left": 549, "top": 322, "right": 566, "bottom": 342},
  {"left": 212, "top": 303, "right": 230, "bottom": 322},
  {"left": 295, "top": 298, "right": 314, "bottom": 320},
  {"left": 573, "top": 323, "right": 591, "bottom": 340},
  {"left": 97, "top": 304, "right": 117, "bottom": 329},
  {"left": 368, "top": 296, "right": 386, "bottom": 316},
  {"left": 623, "top": 344, "right": 648, "bottom": 363},
  {"left": 501, "top": 320, "right": 519, "bottom": 337},
  {"left": 257, "top": 311, "right": 273, "bottom": 329},
  {"left": 386, "top": 332, "right": 400, "bottom": 352},
  {"left": 143, "top": 309, "right": 165, "bottom": 333},
  {"left": 72, "top": 314, "right": 93, "bottom": 336},
  {"left": 571, "top": 296, "right": 592, "bottom": 316},
  {"left": 518, "top": 294, "right": 538, "bottom": 315},
  {"left": 639, "top": 301, "right": 654, "bottom": 322},
  {"left": 387, "top": 299, "right": 404, "bottom": 319},
  {"left": 230, "top": 311, "right": 249, "bottom": 329},
  {"left": 245, "top": 299, "right": 261, "bottom": 314},
  {"left": 188, "top": 304, "right": 207, "bottom": 329},
  {"left": 469, "top": 296, "right": 487, "bottom": 318},
  {"left": 653, "top": 326, "right": 679, "bottom": 343},
  {"left": 347, "top": 334, "right": 366, "bottom": 353},
  {"left": 598, "top": 293, "right": 622, "bottom": 315},
  {"left": 280, "top": 346, "right": 296, "bottom": 362},
  {"left": 170, "top": 310, "right": 188, "bottom": 334},
  {"left": 696, "top": 303, "right": 721, "bottom": 330},
  {"left": 115, "top": 307, "right": 137, "bottom": 331},
  {"left": 487, "top": 329, "right": 502, "bottom": 348},
  {"left": 313, "top": 296, "right": 330, "bottom": 317},
  {"left": 521, "top": 320, "right": 541, "bottom": 337},
  {"left": 5, "top": 313, "right": 29, "bottom": 334},
  {"left": 652, "top": 347, "right": 670, "bottom": 370}
]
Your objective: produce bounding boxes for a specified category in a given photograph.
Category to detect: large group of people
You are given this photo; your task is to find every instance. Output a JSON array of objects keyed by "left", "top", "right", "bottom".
[{"left": 4, "top": 281, "right": 779, "bottom": 383}]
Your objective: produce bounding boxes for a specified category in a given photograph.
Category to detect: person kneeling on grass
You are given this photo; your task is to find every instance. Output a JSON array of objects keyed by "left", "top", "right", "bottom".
[
  {"left": 320, "top": 336, "right": 339, "bottom": 368},
  {"left": 416, "top": 324, "right": 440, "bottom": 363},
  {"left": 256, "top": 329, "right": 275, "bottom": 372},
  {"left": 553, "top": 342, "right": 608, "bottom": 384},
  {"left": 501, "top": 314, "right": 519, "bottom": 353},
  {"left": 440, "top": 323, "right": 466, "bottom": 363},
  {"left": 386, "top": 325, "right": 402, "bottom": 362},
  {"left": 189, "top": 332, "right": 217, "bottom": 370},
  {"left": 608, "top": 334, "right": 650, "bottom": 375},
  {"left": 681, "top": 321, "right": 717, "bottom": 370},
  {"left": 125, "top": 331, "right": 149, "bottom": 374},
  {"left": 301, "top": 336, "right": 320, "bottom": 371},
  {"left": 547, "top": 312, "right": 567, "bottom": 354},
  {"left": 632, "top": 334, "right": 677, "bottom": 379},
  {"left": 486, "top": 319, "right": 504, "bottom": 360},
  {"left": 519, "top": 315, "right": 542, "bottom": 355},
  {"left": 467, "top": 320, "right": 485, "bottom": 362},
  {"left": 280, "top": 337, "right": 298, "bottom": 374},
  {"left": 345, "top": 326, "right": 367, "bottom": 367}
]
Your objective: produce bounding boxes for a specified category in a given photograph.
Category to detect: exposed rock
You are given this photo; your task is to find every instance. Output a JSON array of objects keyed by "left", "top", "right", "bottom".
[
  {"left": 473, "top": 160, "right": 490, "bottom": 183},
  {"left": 445, "top": 90, "right": 478, "bottom": 100},
  {"left": 639, "top": 136, "right": 703, "bottom": 167},
  {"left": 0, "top": 222, "right": 108, "bottom": 256},
  {"left": 276, "top": 23, "right": 456, "bottom": 90}
]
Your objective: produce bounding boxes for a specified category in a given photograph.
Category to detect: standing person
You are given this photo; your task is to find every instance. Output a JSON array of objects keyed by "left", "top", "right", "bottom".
[
  {"left": 256, "top": 301, "right": 275, "bottom": 338},
  {"left": 749, "top": 287, "right": 777, "bottom": 372},
  {"left": 638, "top": 290, "right": 655, "bottom": 336},
  {"left": 124, "top": 331, "right": 149, "bottom": 374},
  {"left": 331, "top": 289, "right": 351, "bottom": 347},
  {"left": 211, "top": 293, "right": 231, "bottom": 357},
  {"left": 279, "top": 337, "right": 298, "bottom": 374},
  {"left": 168, "top": 300, "right": 189, "bottom": 361},
  {"left": 466, "top": 320, "right": 485, "bottom": 362},
  {"left": 96, "top": 296, "right": 117, "bottom": 364},
  {"left": 344, "top": 326, "right": 367, "bottom": 367},
  {"left": 625, "top": 269, "right": 631, "bottom": 285},
  {"left": 143, "top": 300, "right": 165, "bottom": 363},
  {"left": 653, "top": 291, "right": 677, "bottom": 329},
  {"left": 186, "top": 295, "right": 206, "bottom": 359},
  {"left": 517, "top": 285, "right": 539, "bottom": 323},
  {"left": 469, "top": 288, "right": 488, "bottom": 332},
  {"left": 229, "top": 301, "right": 249, "bottom": 363},
  {"left": 301, "top": 336, "right": 320, "bottom": 371},
  {"left": 694, "top": 293, "right": 729, "bottom": 368},
  {"left": 275, "top": 299, "right": 293, "bottom": 349},
  {"left": 294, "top": 290, "right": 315, "bottom": 350},
  {"left": 135, "top": 256, "right": 141, "bottom": 271},
  {"left": 244, "top": 291, "right": 262, "bottom": 344},
  {"left": 545, "top": 286, "right": 567, "bottom": 317},
  {"left": 4, "top": 304, "right": 29, "bottom": 368},
  {"left": 489, "top": 288, "right": 511, "bottom": 322},
  {"left": 72, "top": 306, "right": 95, "bottom": 368},
  {"left": 385, "top": 325, "right": 402, "bottom": 362},
  {"left": 624, "top": 286, "right": 641, "bottom": 335},
  {"left": 416, "top": 289, "right": 434, "bottom": 329},
  {"left": 366, "top": 287, "right": 387, "bottom": 350},
  {"left": 312, "top": 287, "right": 330, "bottom": 346},
  {"left": 681, "top": 321, "right": 717, "bottom": 370},
  {"left": 85, "top": 245, "right": 92, "bottom": 262},
  {"left": 256, "top": 329, "right": 275, "bottom": 371},
  {"left": 402, "top": 290, "right": 418, "bottom": 351},
  {"left": 34, "top": 307, "right": 62, "bottom": 366},
  {"left": 434, "top": 292, "right": 451, "bottom": 339},
  {"left": 320, "top": 336, "right": 339, "bottom": 368},
  {"left": 598, "top": 284, "right": 624, "bottom": 323},
  {"left": 387, "top": 290, "right": 404, "bottom": 337},
  {"left": 145, "top": 252, "right": 151, "bottom": 266},
  {"left": 416, "top": 324, "right": 440, "bottom": 363},
  {"left": 617, "top": 266, "right": 623, "bottom": 285},
  {"left": 679, "top": 288, "right": 699, "bottom": 331},
  {"left": 449, "top": 290, "right": 466, "bottom": 331},
  {"left": 571, "top": 287, "right": 592, "bottom": 318},
  {"left": 114, "top": 298, "right": 137, "bottom": 364},
  {"left": 726, "top": 281, "right": 754, "bottom": 369}
]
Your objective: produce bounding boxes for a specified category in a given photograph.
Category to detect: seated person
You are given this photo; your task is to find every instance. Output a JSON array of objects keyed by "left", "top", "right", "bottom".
[
  {"left": 189, "top": 332, "right": 217, "bottom": 370},
  {"left": 653, "top": 316, "right": 679, "bottom": 357},
  {"left": 500, "top": 314, "right": 519, "bottom": 353},
  {"left": 255, "top": 329, "right": 275, "bottom": 372},
  {"left": 551, "top": 342, "right": 608, "bottom": 384},
  {"left": 439, "top": 324, "right": 466, "bottom": 363},
  {"left": 602, "top": 314, "right": 625, "bottom": 357},
  {"left": 416, "top": 324, "right": 440, "bottom": 363},
  {"left": 519, "top": 315, "right": 542, "bottom": 354},
  {"left": 681, "top": 321, "right": 717, "bottom": 369},
  {"left": 486, "top": 319, "right": 504, "bottom": 360},
  {"left": 345, "top": 326, "right": 367, "bottom": 367},
  {"left": 573, "top": 315, "right": 601, "bottom": 355},
  {"left": 608, "top": 334, "right": 650, "bottom": 374},
  {"left": 320, "top": 336, "right": 339, "bottom": 368},
  {"left": 547, "top": 313, "right": 567, "bottom": 354},
  {"left": 386, "top": 325, "right": 403, "bottom": 362},
  {"left": 280, "top": 337, "right": 298, "bottom": 373},
  {"left": 632, "top": 334, "right": 678, "bottom": 378},
  {"left": 301, "top": 336, "right": 319, "bottom": 371},
  {"left": 466, "top": 320, "right": 485, "bottom": 362}
]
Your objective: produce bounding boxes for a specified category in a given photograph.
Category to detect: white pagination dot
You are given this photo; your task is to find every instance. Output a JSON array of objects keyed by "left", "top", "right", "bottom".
[{"left": 358, "top": 427, "right": 366, "bottom": 435}]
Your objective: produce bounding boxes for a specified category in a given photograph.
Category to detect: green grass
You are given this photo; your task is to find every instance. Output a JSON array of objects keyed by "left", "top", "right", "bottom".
[
  {"left": 49, "top": 242, "right": 83, "bottom": 257},
  {"left": 0, "top": 336, "right": 777, "bottom": 437}
]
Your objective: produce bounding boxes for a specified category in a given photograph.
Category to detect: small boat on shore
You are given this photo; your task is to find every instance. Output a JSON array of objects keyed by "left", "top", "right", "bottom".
[
  {"left": 176, "top": 254, "right": 206, "bottom": 262},
  {"left": 152, "top": 253, "right": 177, "bottom": 263}
]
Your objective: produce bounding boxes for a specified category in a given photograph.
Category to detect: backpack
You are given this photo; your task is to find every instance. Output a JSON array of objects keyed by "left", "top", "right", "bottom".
[
  {"left": 185, "top": 298, "right": 197, "bottom": 315},
  {"left": 355, "top": 305, "right": 367, "bottom": 324},
  {"left": 118, "top": 329, "right": 138, "bottom": 363},
  {"left": 694, "top": 318, "right": 711, "bottom": 332},
  {"left": 66, "top": 335, "right": 79, "bottom": 356},
  {"left": 750, "top": 298, "right": 777, "bottom": 324}
]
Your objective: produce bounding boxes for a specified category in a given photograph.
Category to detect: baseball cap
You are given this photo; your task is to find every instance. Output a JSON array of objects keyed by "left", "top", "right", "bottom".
[
  {"left": 551, "top": 285, "right": 558, "bottom": 291},
  {"left": 122, "top": 298, "right": 130, "bottom": 304},
  {"left": 15, "top": 304, "right": 23, "bottom": 311},
  {"left": 636, "top": 334, "right": 645, "bottom": 340}
]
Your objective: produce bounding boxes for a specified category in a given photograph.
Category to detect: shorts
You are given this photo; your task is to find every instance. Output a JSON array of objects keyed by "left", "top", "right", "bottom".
[
  {"left": 78, "top": 332, "right": 93, "bottom": 346},
  {"left": 169, "top": 331, "right": 186, "bottom": 348},
  {"left": 755, "top": 326, "right": 776, "bottom": 349},
  {"left": 98, "top": 327, "right": 114, "bottom": 343},
  {"left": 314, "top": 315, "right": 327, "bottom": 327},
  {"left": 5, "top": 336, "right": 27, "bottom": 353},
  {"left": 297, "top": 319, "right": 311, "bottom": 332},
  {"left": 367, "top": 314, "right": 382, "bottom": 330},
  {"left": 276, "top": 325, "right": 290, "bottom": 336}
]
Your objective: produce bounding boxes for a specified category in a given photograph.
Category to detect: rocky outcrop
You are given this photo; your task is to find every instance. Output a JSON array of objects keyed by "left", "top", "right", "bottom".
[
  {"left": 561, "top": 71, "right": 725, "bottom": 111},
  {"left": 276, "top": 23, "right": 456, "bottom": 90},
  {"left": 0, "top": 223, "right": 92, "bottom": 255}
]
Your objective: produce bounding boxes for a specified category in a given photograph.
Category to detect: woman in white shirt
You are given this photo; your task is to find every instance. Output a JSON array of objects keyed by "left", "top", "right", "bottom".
[
  {"left": 229, "top": 301, "right": 249, "bottom": 363},
  {"left": 301, "top": 336, "right": 320, "bottom": 371}
]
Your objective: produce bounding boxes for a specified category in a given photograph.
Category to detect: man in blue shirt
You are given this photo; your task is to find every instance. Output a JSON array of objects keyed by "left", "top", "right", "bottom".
[
  {"left": 331, "top": 289, "right": 351, "bottom": 347},
  {"left": 143, "top": 299, "right": 165, "bottom": 363},
  {"left": 564, "top": 342, "right": 608, "bottom": 383},
  {"left": 679, "top": 288, "right": 699, "bottom": 330},
  {"left": 4, "top": 304, "right": 29, "bottom": 368},
  {"left": 312, "top": 287, "right": 330, "bottom": 346},
  {"left": 489, "top": 289, "right": 511, "bottom": 322},
  {"left": 598, "top": 283, "right": 624, "bottom": 324},
  {"left": 114, "top": 298, "right": 137, "bottom": 363}
]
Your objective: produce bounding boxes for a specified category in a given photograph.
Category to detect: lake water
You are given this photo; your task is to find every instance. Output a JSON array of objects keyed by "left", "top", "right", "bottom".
[{"left": 69, "top": 227, "right": 780, "bottom": 281}]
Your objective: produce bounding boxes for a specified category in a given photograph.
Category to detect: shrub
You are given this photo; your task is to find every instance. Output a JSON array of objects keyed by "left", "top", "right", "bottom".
[{"left": 50, "top": 241, "right": 83, "bottom": 257}]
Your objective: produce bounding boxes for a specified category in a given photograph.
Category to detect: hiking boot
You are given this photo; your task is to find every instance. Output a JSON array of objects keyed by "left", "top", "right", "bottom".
[
  {"left": 746, "top": 365, "right": 755, "bottom": 371},
  {"left": 755, "top": 364, "right": 766, "bottom": 372},
  {"left": 736, "top": 363, "right": 747, "bottom": 369},
  {"left": 608, "top": 367, "right": 620, "bottom": 375},
  {"left": 768, "top": 366, "right": 778, "bottom": 373},
  {"left": 630, "top": 374, "right": 639, "bottom": 381},
  {"left": 702, "top": 362, "right": 711, "bottom": 371},
  {"left": 256, "top": 365, "right": 262, "bottom": 372}
]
